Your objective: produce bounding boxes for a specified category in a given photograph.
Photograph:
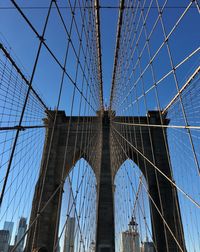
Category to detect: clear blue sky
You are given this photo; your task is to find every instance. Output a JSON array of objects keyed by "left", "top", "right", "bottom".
[
  {"left": 0, "top": 0, "right": 119, "bottom": 110},
  {"left": 0, "top": 0, "right": 199, "bottom": 109},
  {"left": 0, "top": 1, "right": 199, "bottom": 251}
]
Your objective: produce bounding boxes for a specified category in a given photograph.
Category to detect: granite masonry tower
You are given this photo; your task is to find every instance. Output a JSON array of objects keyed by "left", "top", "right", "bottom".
[{"left": 25, "top": 110, "right": 186, "bottom": 252}]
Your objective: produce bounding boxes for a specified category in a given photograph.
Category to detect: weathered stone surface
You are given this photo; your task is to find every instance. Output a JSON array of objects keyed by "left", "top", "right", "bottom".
[{"left": 25, "top": 110, "right": 186, "bottom": 252}]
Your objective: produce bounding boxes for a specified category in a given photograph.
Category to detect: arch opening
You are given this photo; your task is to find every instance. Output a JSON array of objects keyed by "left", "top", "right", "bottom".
[
  {"left": 57, "top": 158, "right": 97, "bottom": 252},
  {"left": 114, "top": 159, "right": 155, "bottom": 252}
]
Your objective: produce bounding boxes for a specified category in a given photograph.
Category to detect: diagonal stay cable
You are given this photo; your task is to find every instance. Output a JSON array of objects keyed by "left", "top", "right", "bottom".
[
  {"left": 109, "top": 0, "right": 125, "bottom": 109},
  {"left": 53, "top": 1, "right": 100, "bottom": 109},
  {"left": 95, "top": 0, "right": 104, "bottom": 110},
  {"left": 0, "top": 125, "right": 46, "bottom": 131},
  {"left": 118, "top": 47, "right": 199, "bottom": 113},
  {"left": 162, "top": 66, "right": 200, "bottom": 114},
  {"left": 11, "top": 0, "right": 97, "bottom": 113},
  {"left": 10, "top": 126, "right": 99, "bottom": 252},
  {"left": 0, "top": 43, "right": 50, "bottom": 113},
  {"left": 111, "top": 125, "right": 200, "bottom": 209},
  {"left": 112, "top": 0, "right": 196, "bottom": 110},
  {"left": 0, "top": 0, "right": 53, "bottom": 207},
  {"left": 112, "top": 121, "right": 200, "bottom": 130},
  {"left": 111, "top": 127, "right": 184, "bottom": 252}
]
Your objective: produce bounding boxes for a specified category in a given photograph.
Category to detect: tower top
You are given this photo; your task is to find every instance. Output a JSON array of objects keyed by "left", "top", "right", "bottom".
[{"left": 128, "top": 217, "right": 138, "bottom": 233}]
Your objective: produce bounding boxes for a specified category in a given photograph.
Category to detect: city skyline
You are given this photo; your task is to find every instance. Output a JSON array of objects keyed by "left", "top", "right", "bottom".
[{"left": 0, "top": 217, "right": 27, "bottom": 252}]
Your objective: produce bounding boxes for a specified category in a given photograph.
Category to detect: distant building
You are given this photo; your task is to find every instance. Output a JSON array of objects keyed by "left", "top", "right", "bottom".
[
  {"left": 89, "top": 241, "right": 95, "bottom": 252},
  {"left": 121, "top": 230, "right": 140, "bottom": 252},
  {"left": 8, "top": 245, "right": 15, "bottom": 252},
  {"left": 3, "top": 221, "right": 14, "bottom": 244},
  {"left": 0, "top": 230, "right": 10, "bottom": 252},
  {"left": 121, "top": 217, "right": 140, "bottom": 252},
  {"left": 141, "top": 241, "right": 155, "bottom": 252},
  {"left": 14, "top": 217, "right": 27, "bottom": 252},
  {"left": 63, "top": 217, "right": 75, "bottom": 252}
]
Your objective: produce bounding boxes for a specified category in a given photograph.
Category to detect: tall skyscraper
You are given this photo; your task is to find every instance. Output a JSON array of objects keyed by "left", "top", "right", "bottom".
[
  {"left": 0, "top": 230, "right": 10, "bottom": 252},
  {"left": 121, "top": 231, "right": 140, "bottom": 252},
  {"left": 141, "top": 241, "right": 155, "bottom": 252},
  {"left": 3, "top": 221, "right": 14, "bottom": 244},
  {"left": 121, "top": 217, "right": 140, "bottom": 252},
  {"left": 14, "top": 217, "right": 27, "bottom": 252},
  {"left": 63, "top": 217, "right": 75, "bottom": 252},
  {"left": 89, "top": 241, "right": 95, "bottom": 252}
]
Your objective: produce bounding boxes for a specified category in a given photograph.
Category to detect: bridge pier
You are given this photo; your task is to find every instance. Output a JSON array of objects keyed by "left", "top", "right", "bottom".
[
  {"left": 96, "top": 111, "right": 115, "bottom": 252},
  {"left": 25, "top": 111, "right": 101, "bottom": 252},
  {"left": 25, "top": 110, "right": 186, "bottom": 252},
  {"left": 143, "top": 112, "right": 186, "bottom": 252},
  {"left": 25, "top": 111, "right": 67, "bottom": 252},
  {"left": 112, "top": 111, "right": 186, "bottom": 252}
]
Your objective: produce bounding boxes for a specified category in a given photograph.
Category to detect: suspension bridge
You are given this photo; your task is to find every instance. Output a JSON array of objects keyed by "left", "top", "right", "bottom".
[{"left": 0, "top": 0, "right": 199, "bottom": 251}]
